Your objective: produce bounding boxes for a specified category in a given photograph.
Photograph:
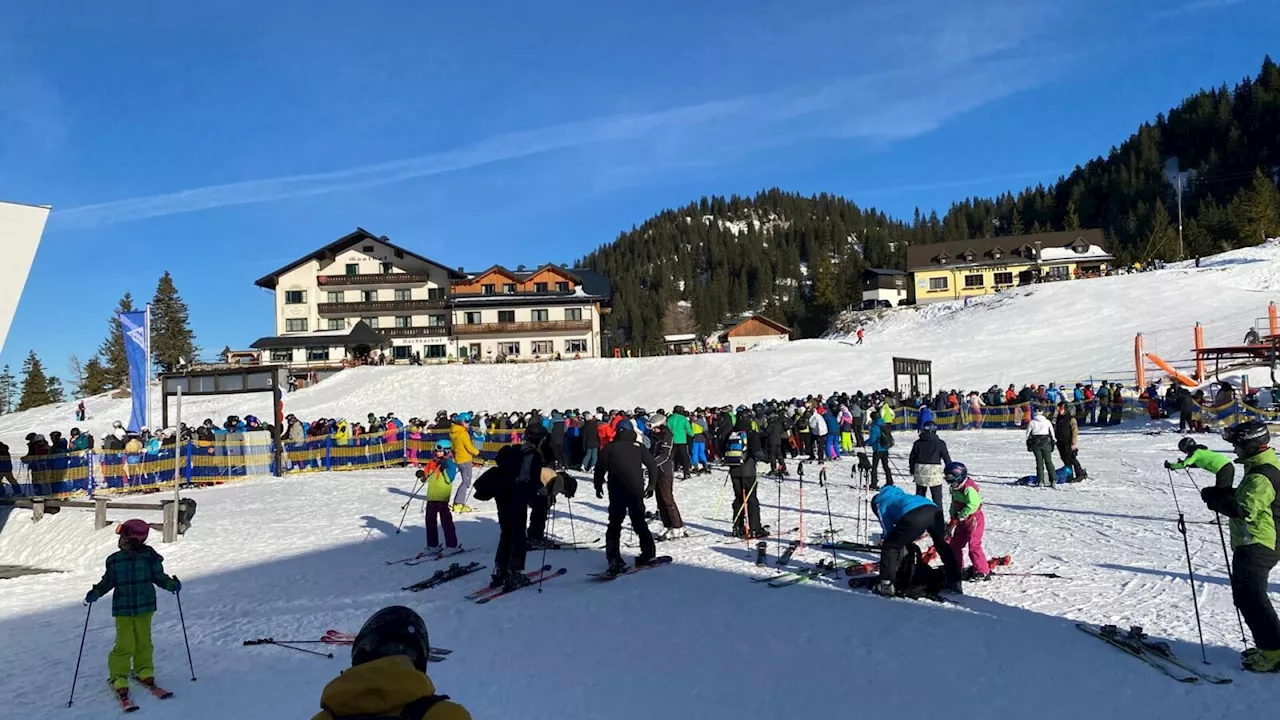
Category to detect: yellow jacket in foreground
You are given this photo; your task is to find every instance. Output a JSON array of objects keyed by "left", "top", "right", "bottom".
[{"left": 312, "top": 656, "right": 471, "bottom": 720}]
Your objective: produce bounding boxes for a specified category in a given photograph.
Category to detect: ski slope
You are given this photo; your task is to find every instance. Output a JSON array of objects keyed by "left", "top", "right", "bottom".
[
  {"left": 4, "top": 240, "right": 1280, "bottom": 452},
  {"left": 1, "top": 241, "right": 1280, "bottom": 718}
]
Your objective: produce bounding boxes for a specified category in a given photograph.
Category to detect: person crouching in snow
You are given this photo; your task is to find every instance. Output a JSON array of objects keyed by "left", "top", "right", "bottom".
[
  {"left": 1200, "top": 420, "right": 1280, "bottom": 673},
  {"left": 84, "top": 519, "right": 181, "bottom": 701},
  {"left": 314, "top": 606, "right": 471, "bottom": 720},
  {"left": 870, "top": 485, "right": 962, "bottom": 597},
  {"left": 944, "top": 462, "right": 989, "bottom": 581},
  {"left": 419, "top": 440, "right": 460, "bottom": 553},
  {"left": 1166, "top": 436, "right": 1234, "bottom": 489}
]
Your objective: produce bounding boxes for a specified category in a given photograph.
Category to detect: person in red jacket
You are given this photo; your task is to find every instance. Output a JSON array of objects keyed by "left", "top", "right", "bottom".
[{"left": 597, "top": 417, "right": 616, "bottom": 449}]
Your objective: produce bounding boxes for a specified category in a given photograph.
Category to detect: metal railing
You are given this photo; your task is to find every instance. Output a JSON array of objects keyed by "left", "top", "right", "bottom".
[
  {"left": 453, "top": 319, "right": 592, "bottom": 335},
  {"left": 317, "top": 299, "right": 448, "bottom": 314}
]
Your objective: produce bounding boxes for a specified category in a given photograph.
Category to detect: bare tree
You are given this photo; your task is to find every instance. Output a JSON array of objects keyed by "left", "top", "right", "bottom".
[{"left": 68, "top": 353, "right": 86, "bottom": 398}]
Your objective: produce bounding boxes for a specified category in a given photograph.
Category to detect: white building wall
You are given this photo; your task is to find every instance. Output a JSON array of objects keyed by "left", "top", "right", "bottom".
[
  {"left": 728, "top": 334, "right": 789, "bottom": 353},
  {"left": 864, "top": 287, "right": 908, "bottom": 305}
]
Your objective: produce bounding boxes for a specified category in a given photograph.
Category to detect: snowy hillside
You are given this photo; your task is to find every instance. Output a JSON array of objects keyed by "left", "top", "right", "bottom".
[{"left": 5, "top": 241, "right": 1280, "bottom": 451}]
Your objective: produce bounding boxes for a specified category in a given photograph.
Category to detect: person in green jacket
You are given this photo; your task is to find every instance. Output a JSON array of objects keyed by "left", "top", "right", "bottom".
[
  {"left": 1166, "top": 437, "right": 1234, "bottom": 488},
  {"left": 1200, "top": 421, "right": 1280, "bottom": 673},
  {"left": 85, "top": 519, "right": 181, "bottom": 699},
  {"left": 667, "top": 406, "right": 693, "bottom": 480}
]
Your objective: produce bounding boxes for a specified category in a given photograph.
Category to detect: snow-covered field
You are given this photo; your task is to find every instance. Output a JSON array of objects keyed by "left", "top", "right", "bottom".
[{"left": 2, "top": 241, "right": 1280, "bottom": 718}]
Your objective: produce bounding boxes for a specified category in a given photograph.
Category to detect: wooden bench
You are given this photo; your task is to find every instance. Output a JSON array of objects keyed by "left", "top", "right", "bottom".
[{"left": 0, "top": 496, "right": 196, "bottom": 542}]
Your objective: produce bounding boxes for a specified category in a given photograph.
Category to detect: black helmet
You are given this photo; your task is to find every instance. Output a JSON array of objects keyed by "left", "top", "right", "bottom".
[
  {"left": 1223, "top": 420, "right": 1270, "bottom": 457},
  {"left": 351, "top": 606, "right": 430, "bottom": 672},
  {"left": 1177, "top": 437, "right": 1198, "bottom": 455}
]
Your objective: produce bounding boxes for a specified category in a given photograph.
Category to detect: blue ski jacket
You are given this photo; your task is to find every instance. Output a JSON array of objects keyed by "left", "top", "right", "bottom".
[{"left": 872, "top": 485, "right": 936, "bottom": 535}]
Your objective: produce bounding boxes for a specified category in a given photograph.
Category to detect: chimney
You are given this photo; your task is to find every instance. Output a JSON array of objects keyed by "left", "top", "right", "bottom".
[{"left": 517, "top": 264, "right": 527, "bottom": 272}]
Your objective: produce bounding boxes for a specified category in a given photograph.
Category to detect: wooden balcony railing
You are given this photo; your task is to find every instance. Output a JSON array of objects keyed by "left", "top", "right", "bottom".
[
  {"left": 453, "top": 319, "right": 592, "bottom": 336},
  {"left": 317, "top": 273, "right": 433, "bottom": 287},
  {"left": 317, "top": 300, "right": 448, "bottom": 314}
]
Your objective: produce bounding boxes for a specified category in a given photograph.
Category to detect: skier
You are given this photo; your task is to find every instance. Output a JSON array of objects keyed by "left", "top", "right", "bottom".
[
  {"left": 856, "top": 327, "right": 865, "bottom": 345},
  {"left": 869, "top": 485, "right": 962, "bottom": 596},
  {"left": 84, "top": 519, "right": 181, "bottom": 704},
  {"left": 581, "top": 412, "right": 600, "bottom": 472},
  {"left": 867, "top": 414, "right": 893, "bottom": 489},
  {"left": 593, "top": 425, "right": 660, "bottom": 575},
  {"left": 647, "top": 413, "right": 686, "bottom": 539},
  {"left": 908, "top": 423, "right": 951, "bottom": 506},
  {"left": 472, "top": 430, "right": 543, "bottom": 591},
  {"left": 314, "top": 606, "right": 471, "bottom": 720},
  {"left": 944, "top": 462, "right": 989, "bottom": 581},
  {"left": 1054, "top": 401, "right": 1087, "bottom": 482},
  {"left": 766, "top": 411, "right": 788, "bottom": 477},
  {"left": 1165, "top": 437, "right": 1233, "bottom": 488},
  {"left": 690, "top": 413, "right": 710, "bottom": 474},
  {"left": 1200, "top": 421, "right": 1280, "bottom": 672},
  {"left": 1026, "top": 408, "right": 1057, "bottom": 487},
  {"left": 668, "top": 406, "right": 693, "bottom": 480},
  {"left": 417, "top": 441, "right": 460, "bottom": 552},
  {"left": 449, "top": 414, "right": 482, "bottom": 514},
  {"left": 823, "top": 407, "right": 840, "bottom": 460},
  {"left": 725, "top": 414, "right": 768, "bottom": 538}
]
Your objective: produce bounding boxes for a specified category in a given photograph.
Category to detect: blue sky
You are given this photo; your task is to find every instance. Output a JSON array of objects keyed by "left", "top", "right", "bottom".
[{"left": 1, "top": 0, "right": 1275, "bottom": 380}]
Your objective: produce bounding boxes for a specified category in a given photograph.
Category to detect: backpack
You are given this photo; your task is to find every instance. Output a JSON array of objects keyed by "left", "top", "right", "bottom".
[
  {"left": 880, "top": 426, "right": 894, "bottom": 449},
  {"left": 723, "top": 431, "right": 746, "bottom": 466},
  {"left": 893, "top": 544, "right": 945, "bottom": 599},
  {"left": 337, "top": 694, "right": 450, "bottom": 720}
]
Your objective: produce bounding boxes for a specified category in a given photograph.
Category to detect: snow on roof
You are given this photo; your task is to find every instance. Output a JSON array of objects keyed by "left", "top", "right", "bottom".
[
  {"left": 664, "top": 333, "right": 698, "bottom": 342},
  {"left": 1038, "top": 245, "right": 1113, "bottom": 262}
]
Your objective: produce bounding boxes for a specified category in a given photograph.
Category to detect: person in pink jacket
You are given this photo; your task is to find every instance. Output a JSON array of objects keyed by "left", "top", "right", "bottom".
[{"left": 944, "top": 461, "right": 989, "bottom": 580}]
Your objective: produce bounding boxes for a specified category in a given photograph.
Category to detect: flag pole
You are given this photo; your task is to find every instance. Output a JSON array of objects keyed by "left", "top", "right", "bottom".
[{"left": 145, "top": 303, "right": 153, "bottom": 430}]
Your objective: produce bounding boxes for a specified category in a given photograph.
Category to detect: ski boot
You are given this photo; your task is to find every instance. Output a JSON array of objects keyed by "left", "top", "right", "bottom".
[
  {"left": 452, "top": 503, "right": 474, "bottom": 513},
  {"left": 747, "top": 528, "right": 770, "bottom": 540},
  {"left": 1242, "top": 648, "right": 1280, "bottom": 673},
  {"left": 942, "top": 580, "right": 965, "bottom": 595},
  {"left": 606, "top": 558, "right": 629, "bottom": 576},
  {"left": 635, "top": 554, "right": 657, "bottom": 567},
  {"left": 871, "top": 580, "right": 895, "bottom": 597},
  {"left": 488, "top": 572, "right": 505, "bottom": 589},
  {"left": 503, "top": 570, "right": 533, "bottom": 593},
  {"left": 962, "top": 567, "right": 990, "bottom": 582}
]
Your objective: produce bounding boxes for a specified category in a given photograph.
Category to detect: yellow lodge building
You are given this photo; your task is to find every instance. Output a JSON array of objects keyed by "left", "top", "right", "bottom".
[{"left": 906, "top": 229, "right": 1112, "bottom": 305}]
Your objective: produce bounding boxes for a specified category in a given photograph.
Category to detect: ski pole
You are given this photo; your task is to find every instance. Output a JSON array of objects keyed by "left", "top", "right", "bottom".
[
  {"left": 396, "top": 477, "right": 427, "bottom": 534},
  {"left": 775, "top": 474, "right": 782, "bottom": 557},
  {"left": 821, "top": 466, "right": 837, "bottom": 567},
  {"left": 176, "top": 590, "right": 197, "bottom": 680},
  {"left": 566, "top": 497, "right": 579, "bottom": 551},
  {"left": 538, "top": 500, "right": 552, "bottom": 594},
  {"left": 1184, "top": 469, "right": 1248, "bottom": 648},
  {"left": 1166, "top": 468, "right": 1209, "bottom": 664},
  {"left": 242, "top": 638, "right": 334, "bottom": 658},
  {"left": 797, "top": 462, "right": 805, "bottom": 550},
  {"left": 708, "top": 474, "right": 730, "bottom": 523},
  {"left": 729, "top": 477, "right": 759, "bottom": 535},
  {"left": 67, "top": 601, "right": 91, "bottom": 708}
]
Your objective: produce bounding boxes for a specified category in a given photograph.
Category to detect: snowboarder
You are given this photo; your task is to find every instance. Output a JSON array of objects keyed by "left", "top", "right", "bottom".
[
  {"left": 1026, "top": 408, "right": 1056, "bottom": 487},
  {"left": 1200, "top": 421, "right": 1280, "bottom": 673},
  {"left": 869, "top": 485, "right": 962, "bottom": 596},
  {"left": 449, "top": 414, "right": 482, "bottom": 513},
  {"left": 944, "top": 462, "right": 989, "bottom": 580},
  {"left": 646, "top": 413, "right": 686, "bottom": 539},
  {"left": 908, "top": 423, "right": 951, "bottom": 507},
  {"left": 593, "top": 425, "right": 660, "bottom": 575},
  {"left": 726, "top": 415, "right": 768, "bottom": 539},
  {"left": 84, "top": 519, "right": 181, "bottom": 703},
  {"left": 314, "top": 606, "right": 471, "bottom": 720},
  {"left": 1054, "top": 401, "right": 1087, "bottom": 481},
  {"left": 1165, "top": 437, "right": 1233, "bottom": 488},
  {"left": 418, "top": 441, "right": 460, "bottom": 552}
]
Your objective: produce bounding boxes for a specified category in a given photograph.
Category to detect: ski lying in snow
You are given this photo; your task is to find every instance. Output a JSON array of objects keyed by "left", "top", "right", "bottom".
[
  {"left": 820, "top": 540, "right": 881, "bottom": 552},
  {"left": 386, "top": 552, "right": 430, "bottom": 565},
  {"left": 131, "top": 676, "right": 173, "bottom": 699},
  {"left": 405, "top": 547, "right": 475, "bottom": 566},
  {"left": 1075, "top": 623, "right": 1206, "bottom": 683},
  {"left": 476, "top": 568, "right": 568, "bottom": 603},
  {"left": 322, "top": 630, "right": 452, "bottom": 656},
  {"left": 769, "top": 560, "right": 859, "bottom": 588},
  {"left": 845, "top": 546, "right": 939, "bottom": 577},
  {"left": 754, "top": 541, "right": 768, "bottom": 566},
  {"left": 1127, "top": 627, "right": 1232, "bottom": 684},
  {"left": 109, "top": 680, "right": 139, "bottom": 713},
  {"left": 846, "top": 575, "right": 956, "bottom": 604},
  {"left": 589, "top": 556, "right": 673, "bottom": 581},
  {"left": 403, "top": 562, "right": 486, "bottom": 591},
  {"left": 465, "top": 565, "right": 553, "bottom": 602},
  {"left": 775, "top": 539, "right": 801, "bottom": 567}
]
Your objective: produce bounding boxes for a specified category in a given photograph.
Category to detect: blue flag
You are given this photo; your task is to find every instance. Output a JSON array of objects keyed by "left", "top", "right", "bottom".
[{"left": 121, "top": 310, "right": 149, "bottom": 432}]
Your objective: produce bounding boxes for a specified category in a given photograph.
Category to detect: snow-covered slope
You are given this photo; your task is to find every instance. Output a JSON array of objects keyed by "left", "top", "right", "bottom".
[{"left": 6, "top": 241, "right": 1279, "bottom": 451}]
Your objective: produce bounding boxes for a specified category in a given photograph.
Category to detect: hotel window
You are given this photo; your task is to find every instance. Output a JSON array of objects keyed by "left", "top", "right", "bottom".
[
  {"left": 534, "top": 282, "right": 549, "bottom": 292},
  {"left": 326, "top": 291, "right": 343, "bottom": 303},
  {"left": 964, "top": 274, "right": 984, "bottom": 289},
  {"left": 565, "top": 339, "right": 588, "bottom": 353},
  {"left": 482, "top": 284, "right": 496, "bottom": 295},
  {"left": 345, "top": 263, "right": 359, "bottom": 275},
  {"left": 464, "top": 312, "right": 482, "bottom": 325},
  {"left": 499, "top": 342, "right": 521, "bottom": 356},
  {"left": 284, "top": 290, "right": 306, "bottom": 304},
  {"left": 392, "top": 346, "right": 411, "bottom": 360},
  {"left": 503, "top": 283, "right": 517, "bottom": 294},
  {"left": 928, "top": 277, "right": 948, "bottom": 291},
  {"left": 532, "top": 341, "right": 554, "bottom": 355},
  {"left": 394, "top": 288, "right": 412, "bottom": 301},
  {"left": 306, "top": 348, "right": 330, "bottom": 361},
  {"left": 326, "top": 318, "right": 345, "bottom": 331},
  {"left": 993, "top": 272, "right": 1013, "bottom": 285},
  {"left": 498, "top": 310, "right": 516, "bottom": 323},
  {"left": 270, "top": 349, "right": 292, "bottom": 363},
  {"left": 565, "top": 308, "right": 582, "bottom": 321},
  {"left": 362, "top": 317, "right": 379, "bottom": 329},
  {"left": 532, "top": 309, "right": 549, "bottom": 322},
  {"left": 555, "top": 281, "right": 570, "bottom": 292},
  {"left": 395, "top": 316, "right": 411, "bottom": 328},
  {"left": 381, "top": 262, "right": 394, "bottom": 273},
  {"left": 427, "top": 287, "right": 446, "bottom": 300},
  {"left": 286, "top": 318, "right": 308, "bottom": 332},
  {"left": 427, "top": 314, "right": 447, "bottom": 327},
  {"left": 362, "top": 290, "right": 377, "bottom": 302},
  {"left": 423, "top": 344, "right": 446, "bottom": 359}
]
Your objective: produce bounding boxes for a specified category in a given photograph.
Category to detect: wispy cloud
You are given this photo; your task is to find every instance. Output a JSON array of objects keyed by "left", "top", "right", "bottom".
[
  {"left": 1156, "top": 0, "right": 1247, "bottom": 18},
  {"left": 52, "top": 1, "right": 1062, "bottom": 230}
]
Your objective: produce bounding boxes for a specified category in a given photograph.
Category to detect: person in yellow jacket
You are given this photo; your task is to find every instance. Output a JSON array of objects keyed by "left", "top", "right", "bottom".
[
  {"left": 448, "top": 415, "right": 482, "bottom": 513},
  {"left": 313, "top": 606, "right": 470, "bottom": 720}
]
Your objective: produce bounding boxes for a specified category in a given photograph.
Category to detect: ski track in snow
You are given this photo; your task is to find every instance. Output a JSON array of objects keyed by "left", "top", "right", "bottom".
[
  {"left": 1, "top": 427, "right": 1275, "bottom": 719},
  {"left": 5, "top": 241, "right": 1280, "bottom": 717}
]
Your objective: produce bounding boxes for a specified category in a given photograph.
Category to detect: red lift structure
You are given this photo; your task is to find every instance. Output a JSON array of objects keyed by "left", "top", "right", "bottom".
[{"left": 1137, "top": 302, "right": 1280, "bottom": 389}]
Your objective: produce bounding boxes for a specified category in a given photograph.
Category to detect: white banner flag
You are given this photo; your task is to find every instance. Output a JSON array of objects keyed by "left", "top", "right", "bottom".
[{"left": 0, "top": 200, "right": 50, "bottom": 355}]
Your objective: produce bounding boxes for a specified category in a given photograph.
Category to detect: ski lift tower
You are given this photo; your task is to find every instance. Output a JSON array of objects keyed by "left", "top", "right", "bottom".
[{"left": 0, "top": 200, "right": 51, "bottom": 355}]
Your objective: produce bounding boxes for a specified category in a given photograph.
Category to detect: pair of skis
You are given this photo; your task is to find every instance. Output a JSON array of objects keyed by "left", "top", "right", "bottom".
[
  {"left": 588, "top": 555, "right": 673, "bottom": 581},
  {"left": 110, "top": 676, "right": 172, "bottom": 713},
  {"left": 754, "top": 558, "right": 864, "bottom": 588},
  {"left": 385, "top": 546, "right": 473, "bottom": 566},
  {"left": 1075, "top": 624, "right": 1231, "bottom": 684},
  {"left": 403, "top": 562, "right": 486, "bottom": 591},
  {"left": 464, "top": 564, "right": 569, "bottom": 604}
]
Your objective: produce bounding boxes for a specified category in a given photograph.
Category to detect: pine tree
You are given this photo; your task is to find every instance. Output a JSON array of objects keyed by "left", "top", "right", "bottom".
[
  {"left": 1237, "top": 170, "right": 1280, "bottom": 244},
  {"left": 151, "top": 271, "right": 198, "bottom": 372},
  {"left": 81, "top": 356, "right": 110, "bottom": 396},
  {"left": 48, "top": 376, "right": 65, "bottom": 404},
  {"left": 18, "top": 351, "right": 56, "bottom": 411},
  {"left": 1065, "top": 199, "right": 1081, "bottom": 231},
  {"left": 98, "top": 292, "right": 134, "bottom": 390},
  {"left": 0, "top": 365, "right": 15, "bottom": 414}
]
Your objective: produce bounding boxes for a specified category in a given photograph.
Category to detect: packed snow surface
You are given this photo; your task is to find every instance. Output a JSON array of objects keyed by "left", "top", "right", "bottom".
[{"left": 2, "top": 241, "right": 1280, "bottom": 718}]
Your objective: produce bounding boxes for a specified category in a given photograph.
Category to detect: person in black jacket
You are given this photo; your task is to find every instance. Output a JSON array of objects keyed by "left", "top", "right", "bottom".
[
  {"left": 647, "top": 413, "right": 686, "bottom": 539},
  {"left": 581, "top": 413, "right": 601, "bottom": 472},
  {"left": 908, "top": 424, "right": 951, "bottom": 507},
  {"left": 766, "top": 412, "right": 788, "bottom": 477},
  {"left": 593, "top": 426, "right": 659, "bottom": 575},
  {"left": 474, "top": 430, "right": 545, "bottom": 591},
  {"left": 727, "top": 415, "right": 769, "bottom": 539}
]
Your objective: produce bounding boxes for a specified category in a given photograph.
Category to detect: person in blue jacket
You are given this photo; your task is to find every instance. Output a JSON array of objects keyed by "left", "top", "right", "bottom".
[
  {"left": 917, "top": 404, "right": 935, "bottom": 431},
  {"left": 867, "top": 415, "right": 893, "bottom": 489},
  {"left": 823, "top": 410, "right": 840, "bottom": 460},
  {"left": 870, "top": 485, "right": 962, "bottom": 596}
]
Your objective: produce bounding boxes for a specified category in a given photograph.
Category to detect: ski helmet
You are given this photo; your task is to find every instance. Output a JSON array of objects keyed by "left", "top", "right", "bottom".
[
  {"left": 350, "top": 606, "right": 431, "bottom": 672},
  {"left": 1177, "top": 437, "right": 1199, "bottom": 455},
  {"left": 435, "top": 438, "right": 452, "bottom": 451},
  {"left": 116, "top": 518, "right": 150, "bottom": 542},
  {"left": 943, "top": 462, "right": 968, "bottom": 485},
  {"left": 648, "top": 413, "right": 667, "bottom": 428},
  {"left": 1223, "top": 420, "right": 1270, "bottom": 458}
]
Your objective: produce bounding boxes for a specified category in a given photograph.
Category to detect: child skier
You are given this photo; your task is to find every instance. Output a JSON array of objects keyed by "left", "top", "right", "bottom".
[
  {"left": 1165, "top": 437, "right": 1234, "bottom": 488},
  {"left": 417, "top": 440, "right": 461, "bottom": 552},
  {"left": 944, "top": 462, "right": 990, "bottom": 581},
  {"left": 84, "top": 518, "right": 181, "bottom": 703}
]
